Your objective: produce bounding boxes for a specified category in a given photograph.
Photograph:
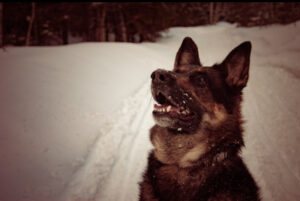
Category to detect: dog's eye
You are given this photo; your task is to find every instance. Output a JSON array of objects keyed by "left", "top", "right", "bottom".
[
  {"left": 191, "top": 73, "right": 207, "bottom": 88},
  {"left": 196, "top": 76, "right": 206, "bottom": 88}
]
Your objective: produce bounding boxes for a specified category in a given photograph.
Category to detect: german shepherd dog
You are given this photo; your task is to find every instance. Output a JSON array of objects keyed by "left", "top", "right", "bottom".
[{"left": 139, "top": 37, "right": 260, "bottom": 201}]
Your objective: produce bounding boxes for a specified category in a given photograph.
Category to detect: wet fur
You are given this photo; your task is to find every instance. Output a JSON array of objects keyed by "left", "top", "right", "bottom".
[{"left": 139, "top": 37, "right": 260, "bottom": 201}]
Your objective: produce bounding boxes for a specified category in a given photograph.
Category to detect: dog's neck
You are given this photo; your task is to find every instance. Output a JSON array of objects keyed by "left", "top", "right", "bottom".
[
  {"left": 151, "top": 114, "right": 244, "bottom": 169},
  {"left": 196, "top": 114, "right": 244, "bottom": 166}
]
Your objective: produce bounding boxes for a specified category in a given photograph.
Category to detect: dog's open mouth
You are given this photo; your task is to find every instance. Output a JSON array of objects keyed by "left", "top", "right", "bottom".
[{"left": 153, "top": 92, "right": 195, "bottom": 121}]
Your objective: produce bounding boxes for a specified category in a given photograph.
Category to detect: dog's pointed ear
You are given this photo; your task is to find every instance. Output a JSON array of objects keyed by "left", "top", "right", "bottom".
[
  {"left": 174, "top": 37, "right": 201, "bottom": 70},
  {"left": 221, "top": 41, "right": 251, "bottom": 89}
]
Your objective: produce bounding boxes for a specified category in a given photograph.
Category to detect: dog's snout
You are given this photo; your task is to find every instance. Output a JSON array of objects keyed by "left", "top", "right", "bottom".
[{"left": 151, "top": 69, "right": 174, "bottom": 83}]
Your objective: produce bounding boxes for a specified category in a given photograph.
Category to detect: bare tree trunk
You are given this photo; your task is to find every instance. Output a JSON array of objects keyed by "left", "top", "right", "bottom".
[
  {"left": 34, "top": 16, "right": 39, "bottom": 45},
  {"left": 99, "top": 6, "right": 106, "bottom": 41},
  {"left": 209, "top": 2, "right": 223, "bottom": 25},
  {"left": 222, "top": 3, "right": 229, "bottom": 22},
  {"left": 0, "top": 2, "right": 3, "bottom": 48},
  {"left": 87, "top": 5, "right": 95, "bottom": 41},
  {"left": 270, "top": 2, "right": 275, "bottom": 23},
  {"left": 209, "top": 2, "right": 214, "bottom": 24},
  {"left": 119, "top": 8, "right": 127, "bottom": 42},
  {"left": 62, "top": 15, "right": 69, "bottom": 45},
  {"left": 26, "top": 2, "right": 35, "bottom": 46},
  {"left": 95, "top": 8, "right": 100, "bottom": 41},
  {"left": 213, "top": 2, "right": 222, "bottom": 24}
]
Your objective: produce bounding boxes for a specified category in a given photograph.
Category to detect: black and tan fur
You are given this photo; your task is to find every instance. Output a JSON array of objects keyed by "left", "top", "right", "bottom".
[{"left": 139, "top": 37, "right": 260, "bottom": 201}]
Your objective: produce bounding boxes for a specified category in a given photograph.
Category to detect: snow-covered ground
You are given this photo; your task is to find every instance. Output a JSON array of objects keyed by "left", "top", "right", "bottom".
[{"left": 1, "top": 21, "right": 300, "bottom": 201}]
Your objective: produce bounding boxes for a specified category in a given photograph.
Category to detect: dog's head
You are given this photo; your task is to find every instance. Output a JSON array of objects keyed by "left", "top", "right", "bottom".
[{"left": 151, "top": 37, "right": 251, "bottom": 133}]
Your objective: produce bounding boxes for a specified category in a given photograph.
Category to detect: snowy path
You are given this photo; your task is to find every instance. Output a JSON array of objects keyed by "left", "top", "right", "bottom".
[{"left": 1, "top": 22, "right": 300, "bottom": 201}]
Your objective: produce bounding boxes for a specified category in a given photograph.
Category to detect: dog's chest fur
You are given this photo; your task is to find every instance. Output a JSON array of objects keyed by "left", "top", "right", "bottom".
[
  {"left": 155, "top": 164, "right": 201, "bottom": 201},
  {"left": 143, "top": 151, "right": 259, "bottom": 201}
]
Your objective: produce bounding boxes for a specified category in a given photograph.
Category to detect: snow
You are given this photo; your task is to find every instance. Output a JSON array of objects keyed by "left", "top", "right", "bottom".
[{"left": 1, "top": 21, "right": 300, "bottom": 201}]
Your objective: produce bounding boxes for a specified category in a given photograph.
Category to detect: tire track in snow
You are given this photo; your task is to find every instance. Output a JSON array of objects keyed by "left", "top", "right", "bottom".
[
  {"left": 95, "top": 81, "right": 154, "bottom": 201},
  {"left": 118, "top": 85, "right": 154, "bottom": 201},
  {"left": 59, "top": 81, "right": 153, "bottom": 201}
]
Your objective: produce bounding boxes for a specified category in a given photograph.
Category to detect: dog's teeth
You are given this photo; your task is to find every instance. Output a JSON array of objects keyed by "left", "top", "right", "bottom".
[
  {"left": 167, "top": 105, "right": 171, "bottom": 112},
  {"left": 177, "top": 128, "right": 182, "bottom": 131},
  {"left": 183, "top": 100, "right": 186, "bottom": 104},
  {"left": 180, "top": 109, "right": 190, "bottom": 115}
]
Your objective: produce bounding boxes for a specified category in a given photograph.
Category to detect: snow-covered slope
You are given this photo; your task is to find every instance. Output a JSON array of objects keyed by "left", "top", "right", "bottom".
[{"left": 0, "top": 21, "right": 300, "bottom": 201}]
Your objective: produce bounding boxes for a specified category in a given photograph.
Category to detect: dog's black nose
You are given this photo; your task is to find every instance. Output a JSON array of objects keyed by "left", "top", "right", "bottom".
[
  {"left": 151, "top": 71, "right": 156, "bottom": 80},
  {"left": 151, "top": 69, "right": 173, "bottom": 83}
]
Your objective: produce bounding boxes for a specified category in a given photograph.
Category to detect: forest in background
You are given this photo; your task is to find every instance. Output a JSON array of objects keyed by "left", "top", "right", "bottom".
[{"left": 1, "top": 2, "right": 300, "bottom": 47}]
